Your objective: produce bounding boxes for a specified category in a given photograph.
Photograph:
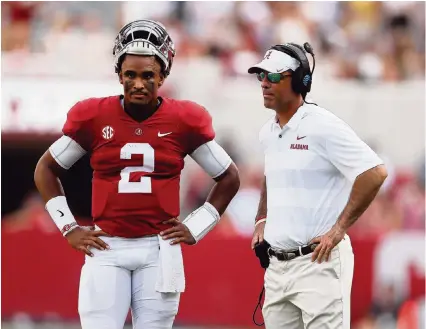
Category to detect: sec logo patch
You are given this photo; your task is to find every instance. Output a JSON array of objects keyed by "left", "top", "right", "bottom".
[{"left": 102, "top": 126, "right": 114, "bottom": 140}]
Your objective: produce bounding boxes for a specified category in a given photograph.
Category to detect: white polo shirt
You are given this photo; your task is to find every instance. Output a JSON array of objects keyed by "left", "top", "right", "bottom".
[{"left": 260, "top": 103, "right": 383, "bottom": 250}]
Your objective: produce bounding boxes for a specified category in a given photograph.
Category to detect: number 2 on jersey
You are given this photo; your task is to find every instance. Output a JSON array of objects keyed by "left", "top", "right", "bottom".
[{"left": 118, "top": 143, "right": 154, "bottom": 193}]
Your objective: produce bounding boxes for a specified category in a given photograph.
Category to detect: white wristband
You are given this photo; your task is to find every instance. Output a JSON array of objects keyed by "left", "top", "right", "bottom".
[
  {"left": 255, "top": 218, "right": 266, "bottom": 227},
  {"left": 45, "top": 196, "right": 79, "bottom": 236},
  {"left": 182, "top": 202, "right": 220, "bottom": 243}
]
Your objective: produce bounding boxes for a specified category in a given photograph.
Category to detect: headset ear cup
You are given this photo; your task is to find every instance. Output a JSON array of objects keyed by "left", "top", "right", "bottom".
[
  {"left": 302, "top": 74, "right": 312, "bottom": 93},
  {"left": 291, "top": 67, "right": 303, "bottom": 94},
  {"left": 306, "top": 77, "right": 312, "bottom": 93},
  {"left": 271, "top": 43, "right": 312, "bottom": 95}
]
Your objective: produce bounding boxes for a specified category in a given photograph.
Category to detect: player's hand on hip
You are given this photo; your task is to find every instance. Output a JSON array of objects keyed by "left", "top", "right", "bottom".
[
  {"left": 251, "top": 221, "right": 266, "bottom": 249},
  {"left": 65, "top": 227, "right": 111, "bottom": 257},
  {"left": 309, "top": 224, "right": 346, "bottom": 263},
  {"left": 160, "top": 218, "right": 196, "bottom": 245}
]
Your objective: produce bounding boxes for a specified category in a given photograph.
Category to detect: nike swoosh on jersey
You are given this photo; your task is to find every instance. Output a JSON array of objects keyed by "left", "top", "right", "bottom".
[{"left": 158, "top": 132, "right": 173, "bottom": 137}]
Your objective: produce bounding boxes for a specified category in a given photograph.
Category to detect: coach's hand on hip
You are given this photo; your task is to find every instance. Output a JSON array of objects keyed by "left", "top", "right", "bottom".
[
  {"left": 160, "top": 218, "right": 196, "bottom": 245},
  {"left": 251, "top": 221, "right": 266, "bottom": 249},
  {"left": 309, "top": 223, "right": 346, "bottom": 263},
  {"left": 66, "top": 227, "right": 111, "bottom": 257}
]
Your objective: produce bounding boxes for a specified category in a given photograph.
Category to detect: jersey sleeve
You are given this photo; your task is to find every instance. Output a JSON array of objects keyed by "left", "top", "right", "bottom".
[
  {"left": 316, "top": 117, "right": 384, "bottom": 183},
  {"left": 62, "top": 99, "right": 96, "bottom": 151},
  {"left": 180, "top": 101, "right": 215, "bottom": 154}
]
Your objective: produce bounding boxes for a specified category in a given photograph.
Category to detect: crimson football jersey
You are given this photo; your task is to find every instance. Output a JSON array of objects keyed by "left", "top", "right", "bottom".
[{"left": 62, "top": 96, "right": 215, "bottom": 238}]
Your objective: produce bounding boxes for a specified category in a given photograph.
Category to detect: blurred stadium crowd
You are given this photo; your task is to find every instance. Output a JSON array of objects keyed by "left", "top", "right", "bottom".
[
  {"left": 2, "top": 2, "right": 425, "bottom": 329},
  {"left": 2, "top": 1, "right": 425, "bottom": 81}
]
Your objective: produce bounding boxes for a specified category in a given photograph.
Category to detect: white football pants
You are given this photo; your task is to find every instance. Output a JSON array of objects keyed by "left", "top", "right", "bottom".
[
  {"left": 262, "top": 235, "right": 354, "bottom": 329},
  {"left": 78, "top": 234, "right": 180, "bottom": 329}
]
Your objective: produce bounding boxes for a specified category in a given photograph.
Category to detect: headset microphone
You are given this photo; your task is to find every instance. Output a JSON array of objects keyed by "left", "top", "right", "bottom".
[{"left": 303, "top": 42, "right": 313, "bottom": 55}]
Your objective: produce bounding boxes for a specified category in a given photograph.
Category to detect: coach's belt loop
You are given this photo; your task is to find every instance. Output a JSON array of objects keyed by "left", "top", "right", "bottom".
[{"left": 298, "top": 246, "right": 303, "bottom": 256}]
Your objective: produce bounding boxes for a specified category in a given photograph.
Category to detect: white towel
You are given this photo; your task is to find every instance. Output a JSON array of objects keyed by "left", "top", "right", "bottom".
[{"left": 155, "top": 236, "right": 186, "bottom": 293}]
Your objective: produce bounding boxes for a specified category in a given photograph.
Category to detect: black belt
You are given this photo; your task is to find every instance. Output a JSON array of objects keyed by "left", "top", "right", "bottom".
[{"left": 267, "top": 243, "right": 319, "bottom": 261}]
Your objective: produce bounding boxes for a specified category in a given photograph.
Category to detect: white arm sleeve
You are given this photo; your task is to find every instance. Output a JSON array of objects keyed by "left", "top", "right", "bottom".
[
  {"left": 190, "top": 140, "right": 232, "bottom": 178},
  {"left": 49, "top": 135, "right": 87, "bottom": 170}
]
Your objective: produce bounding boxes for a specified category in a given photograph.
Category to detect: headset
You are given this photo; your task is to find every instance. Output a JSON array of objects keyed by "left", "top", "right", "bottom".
[{"left": 270, "top": 42, "right": 316, "bottom": 97}]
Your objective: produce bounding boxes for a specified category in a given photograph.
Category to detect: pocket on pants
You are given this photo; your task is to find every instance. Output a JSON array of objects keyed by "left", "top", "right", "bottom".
[{"left": 329, "top": 252, "right": 342, "bottom": 281}]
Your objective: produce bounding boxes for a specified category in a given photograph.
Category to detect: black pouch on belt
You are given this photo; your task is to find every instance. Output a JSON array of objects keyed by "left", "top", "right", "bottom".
[
  {"left": 252, "top": 240, "right": 271, "bottom": 326},
  {"left": 254, "top": 240, "right": 271, "bottom": 269}
]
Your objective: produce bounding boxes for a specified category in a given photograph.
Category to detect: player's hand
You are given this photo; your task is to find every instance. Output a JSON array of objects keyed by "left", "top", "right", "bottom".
[
  {"left": 160, "top": 218, "right": 196, "bottom": 245},
  {"left": 251, "top": 221, "right": 266, "bottom": 249},
  {"left": 65, "top": 227, "right": 111, "bottom": 257},
  {"left": 309, "top": 223, "right": 346, "bottom": 263}
]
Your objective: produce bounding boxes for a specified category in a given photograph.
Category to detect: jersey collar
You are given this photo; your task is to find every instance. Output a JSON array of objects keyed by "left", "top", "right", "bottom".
[{"left": 273, "top": 103, "right": 308, "bottom": 131}]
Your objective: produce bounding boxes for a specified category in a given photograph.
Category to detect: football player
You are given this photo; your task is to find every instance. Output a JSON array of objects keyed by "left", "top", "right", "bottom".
[{"left": 34, "top": 20, "right": 240, "bottom": 329}]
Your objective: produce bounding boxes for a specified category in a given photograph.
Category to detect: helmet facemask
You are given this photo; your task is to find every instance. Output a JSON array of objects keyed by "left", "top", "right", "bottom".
[{"left": 113, "top": 20, "right": 176, "bottom": 77}]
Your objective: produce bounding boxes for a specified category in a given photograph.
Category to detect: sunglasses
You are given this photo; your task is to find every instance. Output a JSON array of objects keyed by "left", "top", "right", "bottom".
[{"left": 256, "top": 72, "right": 292, "bottom": 83}]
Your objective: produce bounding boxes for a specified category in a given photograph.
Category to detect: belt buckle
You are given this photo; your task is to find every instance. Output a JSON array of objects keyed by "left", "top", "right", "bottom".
[
  {"left": 269, "top": 247, "right": 297, "bottom": 261},
  {"left": 278, "top": 250, "right": 296, "bottom": 261},
  {"left": 286, "top": 252, "right": 296, "bottom": 260}
]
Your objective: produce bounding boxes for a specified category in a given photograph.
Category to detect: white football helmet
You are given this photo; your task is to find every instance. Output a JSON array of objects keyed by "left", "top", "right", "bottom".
[{"left": 113, "top": 19, "right": 176, "bottom": 76}]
